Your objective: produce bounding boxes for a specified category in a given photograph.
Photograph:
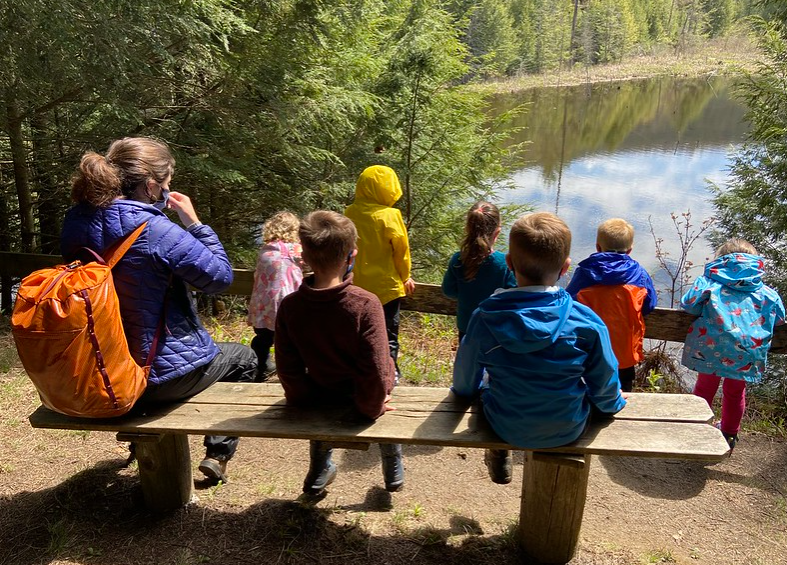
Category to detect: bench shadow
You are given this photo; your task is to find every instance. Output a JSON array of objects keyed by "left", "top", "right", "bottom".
[
  {"left": 0, "top": 458, "right": 529, "bottom": 565},
  {"left": 597, "top": 455, "right": 710, "bottom": 500}
]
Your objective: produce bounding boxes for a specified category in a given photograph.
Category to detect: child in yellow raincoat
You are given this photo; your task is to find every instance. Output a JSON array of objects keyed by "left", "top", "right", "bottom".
[{"left": 345, "top": 165, "right": 415, "bottom": 382}]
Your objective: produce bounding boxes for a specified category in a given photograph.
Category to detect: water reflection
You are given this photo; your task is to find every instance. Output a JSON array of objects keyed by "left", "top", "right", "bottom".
[{"left": 492, "top": 76, "right": 749, "bottom": 300}]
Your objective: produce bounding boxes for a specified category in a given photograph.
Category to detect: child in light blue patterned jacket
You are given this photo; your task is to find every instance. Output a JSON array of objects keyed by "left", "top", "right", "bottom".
[{"left": 681, "top": 238, "right": 785, "bottom": 450}]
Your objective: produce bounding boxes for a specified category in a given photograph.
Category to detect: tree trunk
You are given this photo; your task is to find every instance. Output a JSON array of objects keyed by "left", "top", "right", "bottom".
[
  {"left": 31, "top": 114, "right": 62, "bottom": 255},
  {"left": 404, "top": 72, "right": 422, "bottom": 226},
  {"left": 6, "top": 92, "right": 36, "bottom": 252},
  {"left": 0, "top": 186, "right": 11, "bottom": 313},
  {"left": 569, "top": 0, "right": 580, "bottom": 65}
]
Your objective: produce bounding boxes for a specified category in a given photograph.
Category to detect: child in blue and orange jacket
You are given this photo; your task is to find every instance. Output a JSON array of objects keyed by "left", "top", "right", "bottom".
[
  {"left": 565, "top": 218, "right": 657, "bottom": 391},
  {"left": 442, "top": 201, "right": 517, "bottom": 341},
  {"left": 681, "top": 238, "right": 785, "bottom": 450},
  {"left": 452, "top": 212, "right": 625, "bottom": 484}
]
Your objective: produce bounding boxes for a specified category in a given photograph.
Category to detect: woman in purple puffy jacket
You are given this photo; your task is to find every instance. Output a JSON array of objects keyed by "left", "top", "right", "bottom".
[{"left": 61, "top": 137, "right": 257, "bottom": 483}]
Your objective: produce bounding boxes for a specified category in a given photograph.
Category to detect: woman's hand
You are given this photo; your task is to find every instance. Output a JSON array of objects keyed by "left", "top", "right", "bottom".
[
  {"left": 167, "top": 191, "right": 200, "bottom": 227},
  {"left": 404, "top": 277, "right": 416, "bottom": 296}
]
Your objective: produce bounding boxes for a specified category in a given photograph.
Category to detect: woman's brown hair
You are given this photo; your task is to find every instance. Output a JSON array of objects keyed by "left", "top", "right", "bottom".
[
  {"left": 71, "top": 137, "right": 175, "bottom": 208},
  {"left": 460, "top": 201, "right": 501, "bottom": 281}
]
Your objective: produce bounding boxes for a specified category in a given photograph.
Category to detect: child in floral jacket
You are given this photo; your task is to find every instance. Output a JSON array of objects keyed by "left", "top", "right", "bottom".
[
  {"left": 681, "top": 238, "right": 785, "bottom": 450},
  {"left": 247, "top": 211, "right": 304, "bottom": 380}
]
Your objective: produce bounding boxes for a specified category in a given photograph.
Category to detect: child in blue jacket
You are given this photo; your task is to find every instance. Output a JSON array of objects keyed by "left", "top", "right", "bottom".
[
  {"left": 681, "top": 238, "right": 785, "bottom": 450},
  {"left": 452, "top": 212, "right": 626, "bottom": 484},
  {"left": 442, "top": 201, "right": 517, "bottom": 340}
]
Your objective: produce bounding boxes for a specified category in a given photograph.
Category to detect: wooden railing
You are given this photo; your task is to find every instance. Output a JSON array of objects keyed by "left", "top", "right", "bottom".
[{"left": 2, "top": 251, "right": 786, "bottom": 353}]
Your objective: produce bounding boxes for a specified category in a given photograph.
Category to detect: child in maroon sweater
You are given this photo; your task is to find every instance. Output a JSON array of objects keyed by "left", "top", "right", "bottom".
[{"left": 275, "top": 210, "right": 403, "bottom": 494}]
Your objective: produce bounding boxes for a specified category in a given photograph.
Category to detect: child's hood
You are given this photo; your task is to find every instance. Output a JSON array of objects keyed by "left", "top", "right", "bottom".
[
  {"left": 574, "top": 252, "right": 643, "bottom": 285},
  {"left": 354, "top": 165, "right": 402, "bottom": 207},
  {"left": 475, "top": 289, "right": 571, "bottom": 354},
  {"left": 705, "top": 253, "right": 765, "bottom": 292}
]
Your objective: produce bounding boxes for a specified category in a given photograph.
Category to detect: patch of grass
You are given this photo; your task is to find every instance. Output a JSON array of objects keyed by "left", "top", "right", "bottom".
[
  {"left": 66, "top": 429, "right": 91, "bottom": 440},
  {"left": 171, "top": 547, "right": 211, "bottom": 565},
  {"left": 46, "top": 517, "right": 72, "bottom": 556},
  {"left": 399, "top": 312, "right": 455, "bottom": 387},
  {"left": 642, "top": 549, "right": 677, "bottom": 563},
  {"left": 257, "top": 481, "right": 277, "bottom": 496},
  {"left": 346, "top": 511, "right": 366, "bottom": 528},
  {"left": 391, "top": 509, "right": 409, "bottom": 531},
  {"left": 0, "top": 371, "right": 30, "bottom": 401},
  {"left": 202, "top": 480, "right": 224, "bottom": 501},
  {"left": 409, "top": 525, "right": 446, "bottom": 546},
  {"left": 743, "top": 392, "right": 787, "bottom": 438},
  {"left": 496, "top": 520, "right": 519, "bottom": 550},
  {"left": 412, "top": 502, "right": 425, "bottom": 518},
  {"left": 0, "top": 320, "right": 20, "bottom": 373},
  {"left": 203, "top": 310, "right": 255, "bottom": 345}
]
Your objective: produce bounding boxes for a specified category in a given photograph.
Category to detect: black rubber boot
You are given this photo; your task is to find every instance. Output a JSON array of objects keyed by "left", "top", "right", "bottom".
[
  {"left": 379, "top": 443, "right": 404, "bottom": 492},
  {"left": 484, "top": 449, "right": 513, "bottom": 484},
  {"left": 303, "top": 440, "right": 337, "bottom": 495}
]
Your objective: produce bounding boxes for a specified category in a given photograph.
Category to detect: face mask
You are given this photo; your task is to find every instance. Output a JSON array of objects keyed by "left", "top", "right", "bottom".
[
  {"left": 153, "top": 188, "right": 170, "bottom": 211},
  {"left": 345, "top": 251, "right": 355, "bottom": 276}
]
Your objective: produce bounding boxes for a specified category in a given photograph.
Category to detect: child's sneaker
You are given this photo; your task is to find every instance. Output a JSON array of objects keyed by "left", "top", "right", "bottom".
[{"left": 484, "top": 449, "right": 513, "bottom": 484}]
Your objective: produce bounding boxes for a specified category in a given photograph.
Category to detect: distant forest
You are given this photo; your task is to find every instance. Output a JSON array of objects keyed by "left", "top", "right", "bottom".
[
  {"left": 0, "top": 0, "right": 761, "bottom": 278},
  {"left": 452, "top": 0, "right": 759, "bottom": 76}
]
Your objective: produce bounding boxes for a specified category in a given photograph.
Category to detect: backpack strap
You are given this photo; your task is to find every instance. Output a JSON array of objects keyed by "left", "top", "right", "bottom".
[{"left": 104, "top": 222, "right": 148, "bottom": 269}]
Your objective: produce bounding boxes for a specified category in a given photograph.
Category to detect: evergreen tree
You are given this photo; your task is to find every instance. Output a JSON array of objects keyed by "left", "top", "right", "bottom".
[
  {"left": 714, "top": 15, "right": 787, "bottom": 292},
  {"left": 465, "top": 0, "right": 519, "bottom": 77}
]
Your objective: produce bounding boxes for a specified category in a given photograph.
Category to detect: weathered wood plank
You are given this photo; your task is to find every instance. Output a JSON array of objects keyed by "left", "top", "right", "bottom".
[
  {"left": 520, "top": 452, "right": 591, "bottom": 564},
  {"left": 179, "top": 383, "right": 715, "bottom": 423},
  {"left": 28, "top": 403, "right": 729, "bottom": 460},
  {"left": 616, "top": 391, "right": 713, "bottom": 422}
]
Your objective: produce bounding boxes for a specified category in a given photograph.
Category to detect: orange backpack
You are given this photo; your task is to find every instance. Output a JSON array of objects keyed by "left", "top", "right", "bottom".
[{"left": 12, "top": 223, "right": 155, "bottom": 417}]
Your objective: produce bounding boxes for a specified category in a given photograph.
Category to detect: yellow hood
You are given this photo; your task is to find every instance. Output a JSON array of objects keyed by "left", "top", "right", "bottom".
[{"left": 355, "top": 165, "right": 402, "bottom": 207}]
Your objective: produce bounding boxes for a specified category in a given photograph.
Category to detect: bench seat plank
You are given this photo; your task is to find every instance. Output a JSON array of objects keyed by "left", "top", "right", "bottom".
[
  {"left": 28, "top": 400, "right": 729, "bottom": 461},
  {"left": 182, "top": 383, "right": 713, "bottom": 423}
]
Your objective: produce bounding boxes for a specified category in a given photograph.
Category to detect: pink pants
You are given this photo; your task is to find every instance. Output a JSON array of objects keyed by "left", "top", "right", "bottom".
[{"left": 693, "top": 372, "right": 746, "bottom": 435}]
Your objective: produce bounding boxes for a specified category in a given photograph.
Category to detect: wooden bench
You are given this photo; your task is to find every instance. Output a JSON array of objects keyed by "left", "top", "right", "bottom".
[
  {"left": 2, "top": 257, "right": 772, "bottom": 564},
  {"left": 28, "top": 384, "right": 726, "bottom": 564}
]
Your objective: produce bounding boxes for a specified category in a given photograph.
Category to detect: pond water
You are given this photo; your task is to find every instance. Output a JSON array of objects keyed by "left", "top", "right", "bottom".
[{"left": 490, "top": 76, "right": 749, "bottom": 303}]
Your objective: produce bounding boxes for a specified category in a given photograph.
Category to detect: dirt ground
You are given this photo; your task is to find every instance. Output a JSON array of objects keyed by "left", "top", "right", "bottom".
[{"left": 1, "top": 365, "right": 786, "bottom": 565}]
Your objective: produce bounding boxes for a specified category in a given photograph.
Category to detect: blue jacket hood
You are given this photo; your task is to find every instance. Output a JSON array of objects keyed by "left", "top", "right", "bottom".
[
  {"left": 705, "top": 253, "right": 764, "bottom": 292},
  {"left": 477, "top": 288, "right": 571, "bottom": 353},
  {"left": 452, "top": 286, "right": 625, "bottom": 449},
  {"left": 572, "top": 252, "right": 645, "bottom": 285}
]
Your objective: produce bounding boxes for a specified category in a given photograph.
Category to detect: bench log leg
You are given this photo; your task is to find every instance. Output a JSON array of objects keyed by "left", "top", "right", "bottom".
[
  {"left": 518, "top": 452, "right": 591, "bottom": 564},
  {"left": 135, "top": 433, "right": 193, "bottom": 512}
]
